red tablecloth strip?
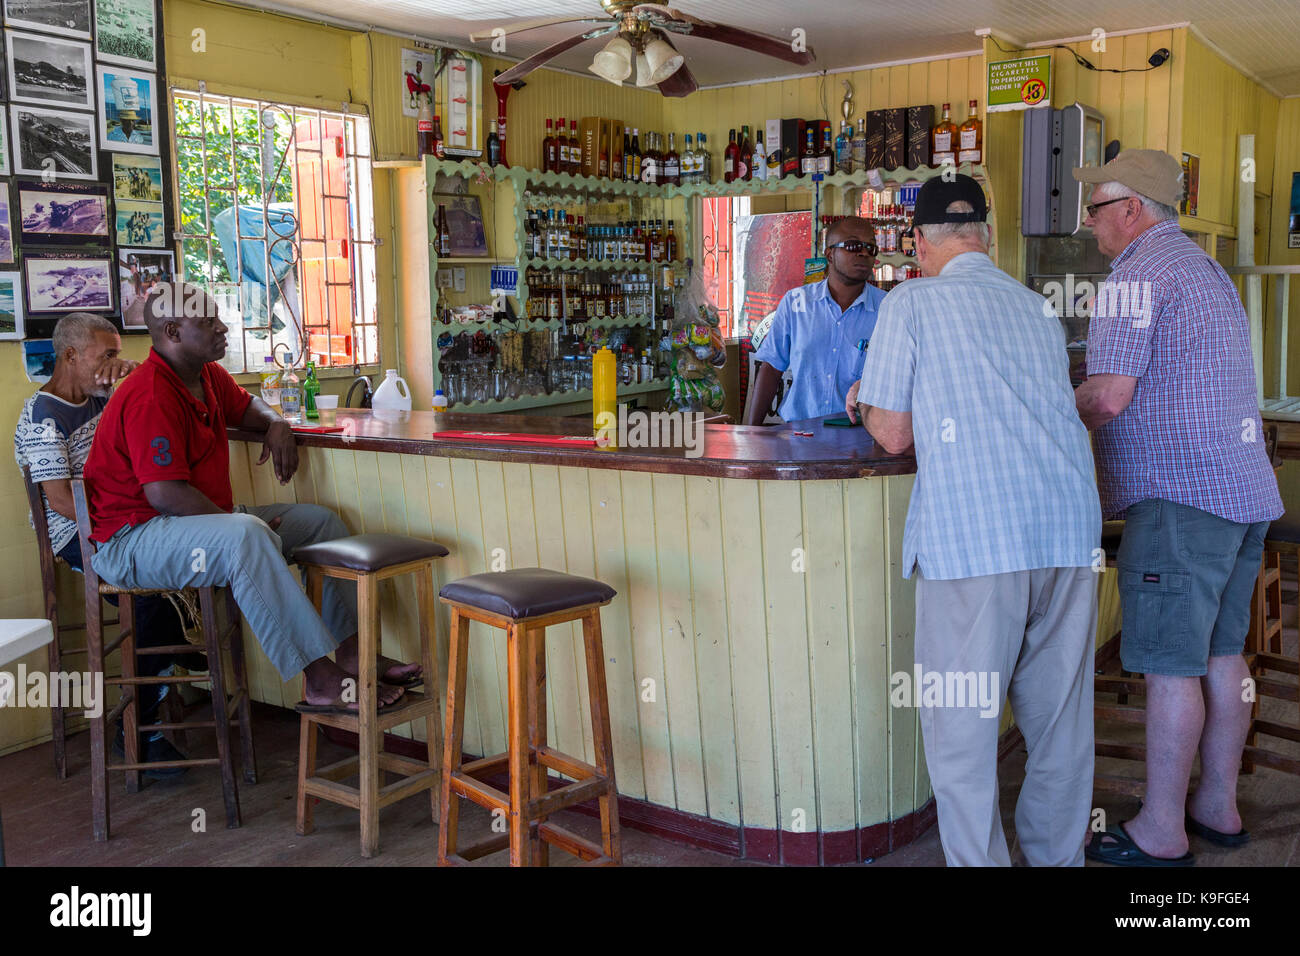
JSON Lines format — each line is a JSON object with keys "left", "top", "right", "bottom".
{"left": 291, "top": 424, "right": 346, "bottom": 433}
{"left": 432, "top": 430, "right": 598, "bottom": 447}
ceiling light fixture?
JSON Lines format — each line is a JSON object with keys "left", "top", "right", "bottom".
{"left": 588, "top": 34, "right": 633, "bottom": 84}
{"left": 641, "top": 35, "right": 683, "bottom": 84}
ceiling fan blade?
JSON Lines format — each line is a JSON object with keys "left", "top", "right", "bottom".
{"left": 653, "top": 35, "right": 698, "bottom": 97}
{"left": 490, "top": 26, "right": 618, "bottom": 86}
{"left": 634, "top": 4, "right": 816, "bottom": 65}
{"left": 468, "top": 16, "right": 611, "bottom": 43}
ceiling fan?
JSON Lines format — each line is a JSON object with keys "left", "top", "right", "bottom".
{"left": 469, "top": 1, "right": 816, "bottom": 98}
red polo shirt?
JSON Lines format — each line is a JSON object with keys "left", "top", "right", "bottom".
{"left": 85, "top": 349, "right": 253, "bottom": 542}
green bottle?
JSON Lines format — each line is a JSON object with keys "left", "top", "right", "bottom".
{"left": 303, "top": 361, "right": 320, "bottom": 420}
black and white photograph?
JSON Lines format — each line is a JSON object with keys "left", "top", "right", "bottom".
{"left": 97, "top": 64, "right": 157, "bottom": 154}
{"left": 6, "top": 31, "right": 94, "bottom": 109}
{"left": 23, "top": 252, "right": 114, "bottom": 313}
{"left": 2, "top": 0, "right": 92, "bottom": 41}
{"left": 94, "top": 0, "right": 155, "bottom": 70}
{"left": 111, "top": 152, "right": 162, "bottom": 201}
{"left": 0, "top": 270, "right": 23, "bottom": 339}
{"left": 118, "top": 248, "right": 172, "bottom": 328}
{"left": 0, "top": 106, "right": 9, "bottom": 176}
{"left": 0, "top": 187, "right": 13, "bottom": 263}
{"left": 114, "top": 198, "right": 163, "bottom": 246}
{"left": 10, "top": 104, "right": 97, "bottom": 179}
{"left": 18, "top": 180, "right": 109, "bottom": 244}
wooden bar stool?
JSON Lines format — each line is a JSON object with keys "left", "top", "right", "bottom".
{"left": 70, "top": 480, "right": 256, "bottom": 842}
{"left": 437, "top": 568, "right": 621, "bottom": 867}
{"left": 292, "top": 533, "right": 448, "bottom": 858}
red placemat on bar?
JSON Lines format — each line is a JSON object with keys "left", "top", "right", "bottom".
{"left": 433, "top": 430, "right": 598, "bottom": 447}
{"left": 291, "top": 424, "right": 347, "bottom": 433}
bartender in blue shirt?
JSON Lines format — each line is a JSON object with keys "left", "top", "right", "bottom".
{"left": 744, "top": 216, "right": 886, "bottom": 424}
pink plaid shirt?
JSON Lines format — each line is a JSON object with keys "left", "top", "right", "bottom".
{"left": 1086, "top": 219, "right": 1282, "bottom": 523}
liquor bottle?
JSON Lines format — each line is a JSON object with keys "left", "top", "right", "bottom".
{"left": 753, "top": 130, "right": 768, "bottom": 181}
{"left": 663, "top": 132, "right": 681, "bottom": 186}
{"left": 280, "top": 356, "right": 302, "bottom": 423}
{"left": 302, "top": 361, "right": 320, "bottom": 420}
{"left": 436, "top": 204, "right": 451, "bottom": 256}
{"left": 599, "top": 135, "right": 609, "bottom": 178}
{"left": 681, "top": 133, "right": 695, "bottom": 185}
{"left": 543, "top": 118, "right": 557, "bottom": 172}
{"left": 486, "top": 130, "right": 500, "bottom": 167}
{"left": 569, "top": 120, "right": 580, "bottom": 175}
{"left": 698, "top": 133, "right": 712, "bottom": 183}
{"left": 525, "top": 208, "right": 537, "bottom": 258}
{"left": 653, "top": 220, "right": 666, "bottom": 262}
{"left": 835, "top": 120, "right": 853, "bottom": 173}
{"left": 641, "top": 133, "right": 658, "bottom": 184}
{"left": 577, "top": 216, "right": 587, "bottom": 259}
{"left": 430, "top": 115, "right": 444, "bottom": 160}
{"left": 417, "top": 96, "right": 434, "bottom": 156}
{"left": 665, "top": 220, "right": 678, "bottom": 261}
{"left": 931, "top": 103, "right": 957, "bottom": 166}
{"left": 723, "top": 128, "right": 739, "bottom": 182}
{"left": 958, "top": 99, "right": 983, "bottom": 164}
{"left": 739, "top": 125, "right": 753, "bottom": 181}
{"left": 629, "top": 128, "right": 641, "bottom": 182}
{"left": 851, "top": 117, "right": 867, "bottom": 172}
{"left": 819, "top": 121, "right": 834, "bottom": 174}
{"left": 541, "top": 209, "right": 555, "bottom": 259}
{"left": 800, "top": 123, "right": 816, "bottom": 176}
{"left": 621, "top": 129, "right": 632, "bottom": 180}
{"left": 555, "top": 117, "right": 568, "bottom": 172}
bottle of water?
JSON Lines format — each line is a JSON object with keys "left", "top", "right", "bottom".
{"left": 280, "top": 351, "right": 303, "bottom": 423}
{"left": 259, "top": 355, "right": 281, "bottom": 411}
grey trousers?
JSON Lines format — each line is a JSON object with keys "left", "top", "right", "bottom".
{"left": 915, "top": 567, "right": 1097, "bottom": 867}
{"left": 91, "top": 503, "right": 358, "bottom": 680}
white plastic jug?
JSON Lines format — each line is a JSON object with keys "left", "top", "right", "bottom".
{"left": 371, "top": 369, "right": 412, "bottom": 417}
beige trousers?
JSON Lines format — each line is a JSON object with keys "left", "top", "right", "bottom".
{"left": 914, "top": 567, "right": 1097, "bottom": 866}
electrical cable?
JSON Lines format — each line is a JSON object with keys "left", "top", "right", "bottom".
{"left": 988, "top": 34, "right": 1171, "bottom": 73}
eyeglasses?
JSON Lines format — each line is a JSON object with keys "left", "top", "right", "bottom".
{"left": 1085, "top": 196, "right": 1134, "bottom": 218}
{"left": 826, "top": 239, "right": 878, "bottom": 257}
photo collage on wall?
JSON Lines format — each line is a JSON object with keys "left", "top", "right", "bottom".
{"left": 0, "top": 0, "right": 169, "bottom": 342}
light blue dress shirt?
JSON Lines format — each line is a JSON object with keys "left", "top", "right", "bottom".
{"left": 858, "top": 252, "right": 1100, "bottom": 580}
{"left": 753, "top": 278, "right": 887, "bottom": 421}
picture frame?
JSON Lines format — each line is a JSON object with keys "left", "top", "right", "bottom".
{"left": 23, "top": 251, "right": 114, "bottom": 314}
{"left": 431, "top": 192, "right": 488, "bottom": 257}
{"left": 18, "top": 180, "right": 110, "bottom": 244}
{"left": 114, "top": 198, "right": 163, "bottom": 246}
{"left": 96, "top": 64, "right": 157, "bottom": 153}
{"left": 23, "top": 339, "right": 55, "bottom": 383}
{"left": 117, "top": 247, "right": 173, "bottom": 329}
{"left": 110, "top": 152, "right": 162, "bottom": 201}
{"left": 6, "top": 30, "right": 94, "bottom": 109}
{"left": 0, "top": 184, "right": 12, "bottom": 264}
{"left": 94, "top": 0, "right": 156, "bottom": 70}
{"left": 3, "top": 0, "right": 92, "bottom": 41}
{"left": 10, "top": 104, "right": 97, "bottom": 179}
{"left": 0, "top": 106, "right": 9, "bottom": 176}
{"left": 0, "top": 270, "right": 24, "bottom": 339}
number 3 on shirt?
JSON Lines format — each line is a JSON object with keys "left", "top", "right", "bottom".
{"left": 151, "top": 436, "right": 172, "bottom": 467}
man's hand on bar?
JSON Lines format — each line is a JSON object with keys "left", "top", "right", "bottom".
{"left": 845, "top": 380, "right": 861, "bottom": 423}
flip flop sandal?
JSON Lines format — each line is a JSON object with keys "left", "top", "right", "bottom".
{"left": 1085, "top": 821, "right": 1195, "bottom": 867}
{"left": 1186, "top": 814, "right": 1250, "bottom": 847}
{"left": 377, "top": 659, "right": 424, "bottom": 689}
{"left": 295, "top": 694, "right": 405, "bottom": 716}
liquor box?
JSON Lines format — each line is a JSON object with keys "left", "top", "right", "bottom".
{"left": 766, "top": 119, "right": 781, "bottom": 172}
{"left": 882, "top": 108, "right": 906, "bottom": 171}
{"left": 906, "top": 105, "right": 933, "bottom": 169}
{"left": 864, "top": 110, "right": 886, "bottom": 170}
{"left": 781, "top": 118, "right": 806, "bottom": 177}
{"left": 580, "top": 116, "right": 602, "bottom": 178}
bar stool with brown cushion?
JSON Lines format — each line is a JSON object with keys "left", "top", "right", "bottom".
{"left": 437, "top": 568, "right": 621, "bottom": 866}
{"left": 291, "top": 533, "right": 449, "bottom": 858}
{"left": 70, "top": 480, "right": 256, "bottom": 842}
{"left": 1247, "top": 510, "right": 1300, "bottom": 775}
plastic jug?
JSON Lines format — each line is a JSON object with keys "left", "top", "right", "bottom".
{"left": 592, "top": 347, "right": 617, "bottom": 449}
{"left": 371, "top": 369, "right": 412, "bottom": 418}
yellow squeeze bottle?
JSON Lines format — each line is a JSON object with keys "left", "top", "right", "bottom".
{"left": 593, "top": 346, "right": 618, "bottom": 449}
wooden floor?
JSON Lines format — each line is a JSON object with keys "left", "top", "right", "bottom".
{"left": 3, "top": 659, "right": 1298, "bottom": 867}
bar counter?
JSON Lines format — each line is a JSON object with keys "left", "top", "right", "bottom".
{"left": 224, "top": 410, "right": 1116, "bottom": 864}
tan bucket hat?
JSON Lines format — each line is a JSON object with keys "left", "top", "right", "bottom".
{"left": 1072, "top": 149, "right": 1184, "bottom": 207}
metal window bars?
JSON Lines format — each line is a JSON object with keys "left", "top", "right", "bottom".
{"left": 171, "top": 87, "right": 378, "bottom": 375}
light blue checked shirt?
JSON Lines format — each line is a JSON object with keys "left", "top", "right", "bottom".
{"left": 753, "top": 278, "right": 887, "bottom": 421}
{"left": 858, "top": 252, "right": 1101, "bottom": 580}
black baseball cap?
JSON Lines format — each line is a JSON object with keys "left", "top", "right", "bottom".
{"left": 907, "top": 174, "right": 988, "bottom": 233}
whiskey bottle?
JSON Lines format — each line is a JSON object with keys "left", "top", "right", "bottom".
{"left": 800, "top": 123, "right": 816, "bottom": 176}
{"left": 556, "top": 117, "right": 569, "bottom": 172}
{"left": 931, "top": 103, "right": 957, "bottom": 166}
{"left": 819, "top": 121, "right": 834, "bottom": 174}
{"left": 568, "top": 120, "right": 580, "bottom": 175}
{"left": 958, "top": 99, "right": 983, "bottom": 164}
{"left": 665, "top": 220, "right": 678, "bottom": 261}
{"left": 663, "top": 132, "right": 681, "bottom": 186}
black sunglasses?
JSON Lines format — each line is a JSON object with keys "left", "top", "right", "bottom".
{"left": 1085, "top": 196, "right": 1134, "bottom": 218}
{"left": 827, "top": 239, "right": 878, "bottom": 257}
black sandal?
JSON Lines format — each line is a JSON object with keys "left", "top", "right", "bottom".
{"left": 1085, "top": 822, "right": 1195, "bottom": 867}
{"left": 1186, "top": 814, "right": 1249, "bottom": 847}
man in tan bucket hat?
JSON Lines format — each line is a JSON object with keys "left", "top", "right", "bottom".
{"left": 1073, "top": 150, "right": 1281, "bottom": 866}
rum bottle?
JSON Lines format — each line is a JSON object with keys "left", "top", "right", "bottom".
{"left": 543, "top": 117, "right": 557, "bottom": 172}
{"left": 931, "top": 103, "right": 957, "bottom": 166}
{"left": 958, "top": 99, "right": 983, "bottom": 164}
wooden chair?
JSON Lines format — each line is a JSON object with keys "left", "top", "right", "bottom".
{"left": 437, "top": 568, "right": 622, "bottom": 866}
{"left": 70, "top": 480, "right": 256, "bottom": 841}
{"left": 292, "top": 533, "right": 448, "bottom": 859}
{"left": 1092, "top": 519, "right": 1148, "bottom": 797}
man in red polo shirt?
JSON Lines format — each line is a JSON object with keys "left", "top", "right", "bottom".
{"left": 84, "top": 283, "right": 419, "bottom": 711}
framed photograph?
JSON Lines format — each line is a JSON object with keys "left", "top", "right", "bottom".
{"left": 6, "top": 31, "right": 94, "bottom": 109}
{"left": 431, "top": 192, "right": 488, "bottom": 257}
{"left": 97, "top": 65, "right": 157, "bottom": 154}
{"left": 94, "top": 0, "right": 155, "bottom": 70}
{"left": 11, "top": 105, "right": 97, "bottom": 179}
{"left": 24, "top": 252, "right": 114, "bottom": 314}
{"left": 23, "top": 339, "right": 55, "bottom": 383}
{"left": 0, "top": 106, "right": 9, "bottom": 176}
{"left": 114, "top": 198, "right": 163, "bottom": 246}
{"left": 111, "top": 152, "right": 162, "bottom": 201}
{"left": 18, "top": 180, "right": 109, "bottom": 244}
{"left": 0, "top": 271, "right": 24, "bottom": 339}
{"left": 3, "top": 0, "right": 92, "bottom": 40}
{"left": 118, "top": 247, "right": 173, "bottom": 328}
{"left": 0, "top": 186, "right": 12, "bottom": 264}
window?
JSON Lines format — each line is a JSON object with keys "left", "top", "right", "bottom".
{"left": 172, "top": 89, "right": 378, "bottom": 375}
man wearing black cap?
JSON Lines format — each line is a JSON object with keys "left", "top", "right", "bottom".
{"left": 854, "top": 174, "right": 1102, "bottom": 866}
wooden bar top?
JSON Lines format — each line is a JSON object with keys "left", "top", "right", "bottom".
{"left": 227, "top": 409, "right": 917, "bottom": 481}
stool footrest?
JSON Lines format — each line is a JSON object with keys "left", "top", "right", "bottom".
{"left": 109, "top": 758, "right": 220, "bottom": 772}
{"left": 537, "top": 821, "right": 605, "bottom": 862}
{"left": 536, "top": 745, "right": 598, "bottom": 781}
{"left": 529, "top": 775, "right": 612, "bottom": 821}
{"left": 449, "top": 769, "right": 509, "bottom": 812}
{"left": 1094, "top": 705, "right": 1146, "bottom": 724}
{"left": 1252, "top": 652, "right": 1299, "bottom": 676}
{"left": 298, "top": 691, "right": 440, "bottom": 733}
{"left": 1253, "top": 719, "right": 1300, "bottom": 744}
{"left": 445, "top": 833, "right": 511, "bottom": 864}
{"left": 1093, "top": 773, "right": 1146, "bottom": 797}
{"left": 1242, "top": 744, "right": 1300, "bottom": 776}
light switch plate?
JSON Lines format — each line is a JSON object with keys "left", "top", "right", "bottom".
{"left": 436, "top": 268, "right": 452, "bottom": 289}
{"left": 453, "top": 267, "right": 466, "bottom": 292}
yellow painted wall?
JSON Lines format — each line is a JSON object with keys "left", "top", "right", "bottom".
{"left": 1271, "top": 98, "right": 1300, "bottom": 394}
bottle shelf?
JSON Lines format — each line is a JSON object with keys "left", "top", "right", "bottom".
{"left": 446, "top": 378, "right": 668, "bottom": 414}
{"left": 524, "top": 257, "right": 677, "bottom": 273}
{"left": 430, "top": 256, "right": 513, "bottom": 265}
{"left": 436, "top": 313, "right": 655, "bottom": 333}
